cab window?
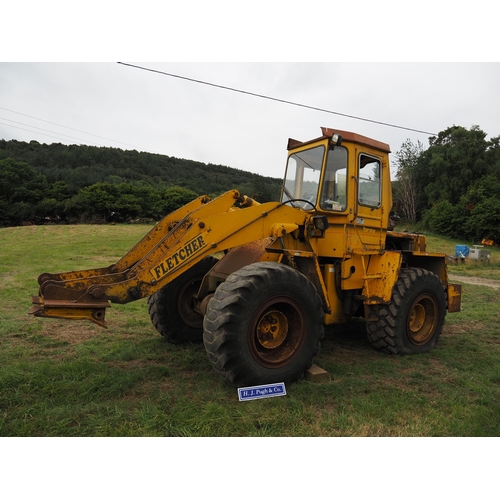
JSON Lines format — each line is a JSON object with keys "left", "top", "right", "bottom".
{"left": 358, "top": 154, "right": 381, "bottom": 207}
{"left": 282, "top": 145, "right": 324, "bottom": 208}
{"left": 320, "top": 146, "right": 348, "bottom": 211}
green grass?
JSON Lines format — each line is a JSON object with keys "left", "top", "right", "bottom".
{"left": 1, "top": 224, "right": 500, "bottom": 436}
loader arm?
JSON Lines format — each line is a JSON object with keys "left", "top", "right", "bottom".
{"left": 30, "top": 190, "right": 308, "bottom": 327}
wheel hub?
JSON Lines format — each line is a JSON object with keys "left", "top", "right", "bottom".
{"left": 408, "top": 295, "right": 438, "bottom": 345}
{"left": 409, "top": 304, "right": 425, "bottom": 332}
{"left": 256, "top": 310, "right": 288, "bottom": 349}
{"left": 177, "top": 279, "right": 203, "bottom": 328}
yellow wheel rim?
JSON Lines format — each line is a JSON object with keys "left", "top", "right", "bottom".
{"left": 256, "top": 310, "right": 288, "bottom": 349}
{"left": 408, "top": 294, "right": 438, "bottom": 345}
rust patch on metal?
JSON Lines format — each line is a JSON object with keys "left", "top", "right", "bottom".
{"left": 209, "top": 238, "right": 273, "bottom": 280}
{"left": 447, "top": 284, "right": 462, "bottom": 313}
{"left": 321, "top": 127, "right": 391, "bottom": 153}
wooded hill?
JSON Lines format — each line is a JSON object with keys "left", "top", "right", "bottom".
{"left": 3, "top": 124, "right": 500, "bottom": 243}
{"left": 0, "top": 139, "right": 283, "bottom": 226}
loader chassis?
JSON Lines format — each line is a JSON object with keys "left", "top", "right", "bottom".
{"left": 30, "top": 127, "right": 461, "bottom": 387}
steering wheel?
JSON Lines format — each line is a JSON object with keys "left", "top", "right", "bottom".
{"left": 282, "top": 198, "right": 316, "bottom": 210}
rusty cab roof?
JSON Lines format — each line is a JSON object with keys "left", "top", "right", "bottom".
{"left": 287, "top": 127, "right": 391, "bottom": 154}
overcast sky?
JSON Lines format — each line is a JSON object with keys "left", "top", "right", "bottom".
{"left": 2, "top": 62, "right": 499, "bottom": 180}
{"left": 2, "top": 2, "right": 499, "bottom": 183}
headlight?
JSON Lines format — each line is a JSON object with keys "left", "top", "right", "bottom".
{"left": 331, "top": 134, "right": 343, "bottom": 147}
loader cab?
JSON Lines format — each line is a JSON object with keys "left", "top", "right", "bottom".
{"left": 282, "top": 128, "right": 388, "bottom": 208}
{"left": 281, "top": 127, "right": 391, "bottom": 253}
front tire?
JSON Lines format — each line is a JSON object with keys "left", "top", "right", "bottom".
{"left": 203, "top": 262, "right": 325, "bottom": 387}
{"left": 366, "top": 267, "right": 446, "bottom": 354}
{"left": 148, "top": 256, "right": 217, "bottom": 343}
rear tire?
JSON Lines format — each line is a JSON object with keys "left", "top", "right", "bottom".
{"left": 203, "top": 262, "right": 324, "bottom": 387}
{"left": 366, "top": 267, "right": 446, "bottom": 354}
{"left": 148, "top": 257, "right": 217, "bottom": 343}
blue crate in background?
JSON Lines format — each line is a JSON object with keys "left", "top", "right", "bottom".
{"left": 455, "top": 245, "right": 470, "bottom": 258}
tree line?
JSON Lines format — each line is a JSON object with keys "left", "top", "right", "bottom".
{"left": 2, "top": 126, "right": 499, "bottom": 243}
{"left": 0, "top": 140, "right": 282, "bottom": 226}
{"left": 393, "top": 125, "right": 500, "bottom": 243}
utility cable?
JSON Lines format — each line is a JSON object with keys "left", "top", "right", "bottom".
{"left": 0, "top": 106, "right": 137, "bottom": 148}
{"left": 117, "top": 62, "right": 438, "bottom": 136}
{"left": 0, "top": 117, "right": 106, "bottom": 146}
{"left": 0, "top": 120, "right": 87, "bottom": 145}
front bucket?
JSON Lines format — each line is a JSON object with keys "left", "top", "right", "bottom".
{"left": 30, "top": 295, "right": 110, "bottom": 328}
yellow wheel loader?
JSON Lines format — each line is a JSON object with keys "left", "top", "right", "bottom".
{"left": 30, "top": 127, "right": 462, "bottom": 387}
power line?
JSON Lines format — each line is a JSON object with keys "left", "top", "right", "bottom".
{"left": 0, "top": 106, "right": 138, "bottom": 149}
{"left": 0, "top": 120, "right": 87, "bottom": 145}
{"left": 117, "top": 62, "right": 438, "bottom": 136}
{"left": 0, "top": 116, "right": 107, "bottom": 146}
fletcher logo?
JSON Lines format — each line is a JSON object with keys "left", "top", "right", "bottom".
{"left": 150, "top": 235, "right": 206, "bottom": 280}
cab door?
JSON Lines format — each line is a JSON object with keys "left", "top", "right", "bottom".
{"left": 354, "top": 151, "right": 384, "bottom": 249}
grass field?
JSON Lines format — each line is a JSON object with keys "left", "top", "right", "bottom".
{"left": 1, "top": 224, "right": 500, "bottom": 437}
